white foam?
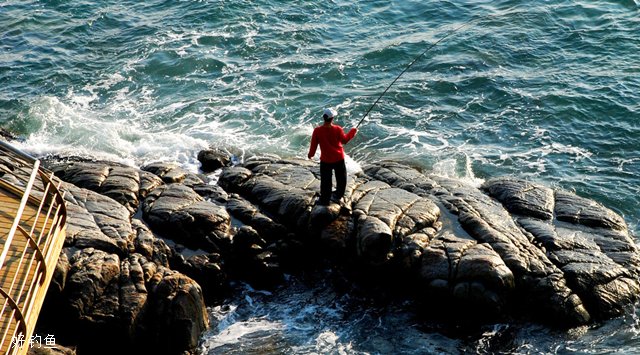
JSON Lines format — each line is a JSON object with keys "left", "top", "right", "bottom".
{"left": 202, "top": 318, "right": 284, "bottom": 350}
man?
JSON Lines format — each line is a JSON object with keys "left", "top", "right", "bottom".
{"left": 308, "top": 108, "right": 357, "bottom": 205}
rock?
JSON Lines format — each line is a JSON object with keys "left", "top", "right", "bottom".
{"left": 142, "top": 162, "right": 204, "bottom": 187}
{"left": 483, "top": 177, "right": 555, "bottom": 220}
{"left": 141, "top": 267, "right": 209, "bottom": 353}
{"left": 226, "top": 194, "right": 288, "bottom": 241}
{"left": 352, "top": 183, "right": 440, "bottom": 266}
{"left": 197, "top": 148, "right": 232, "bottom": 173}
{"left": 61, "top": 248, "right": 208, "bottom": 353}
{"left": 61, "top": 182, "right": 134, "bottom": 257}
{"left": 554, "top": 190, "right": 628, "bottom": 231}
{"left": 49, "top": 160, "right": 163, "bottom": 216}
{"left": 319, "top": 215, "right": 355, "bottom": 259}
{"left": 229, "top": 226, "right": 284, "bottom": 287}
{"left": 484, "top": 177, "right": 640, "bottom": 319}
{"left": 27, "top": 344, "right": 77, "bottom": 355}
{"left": 419, "top": 233, "right": 514, "bottom": 313}
{"left": 364, "top": 162, "right": 640, "bottom": 325}
{"left": 170, "top": 252, "right": 227, "bottom": 302}
{"left": 142, "top": 184, "right": 231, "bottom": 252}
{"left": 193, "top": 183, "right": 229, "bottom": 204}
{"left": 43, "top": 150, "right": 640, "bottom": 333}
{"left": 131, "top": 219, "right": 172, "bottom": 268}
{"left": 218, "top": 166, "right": 253, "bottom": 194}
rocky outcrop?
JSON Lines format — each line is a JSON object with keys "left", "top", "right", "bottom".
{"left": 50, "top": 160, "right": 163, "bottom": 216}
{"left": 197, "top": 148, "right": 232, "bottom": 173}
{"left": 218, "top": 156, "right": 639, "bottom": 325}
{"left": 365, "top": 162, "right": 639, "bottom": 324}
{"left": 39, "top": 171, "right": 209, "bottom": 354}
{"left": 484, "top": 177, "right": 640, "bottom": 320}
{"left": 141, "top": 183, "right": 232, "bottom": 252}
{"left": 44, "top": 152, "right": 640, "bottom": 341}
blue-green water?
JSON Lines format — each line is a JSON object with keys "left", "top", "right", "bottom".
{"left": 2, "top": 1, "right": 639, "bottom": 353}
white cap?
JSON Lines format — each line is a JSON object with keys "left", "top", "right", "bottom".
{"left": 323, "top": 108, "right": 337, "bottom": 118}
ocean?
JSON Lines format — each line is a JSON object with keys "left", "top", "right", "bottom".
{"left": 2, "top": 0, "right": 639, "bottom": 353}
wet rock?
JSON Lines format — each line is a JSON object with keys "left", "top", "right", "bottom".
{"left": 364, "top": 162, "right": 640, "bottom": 324}
{"left": 554, "top": 190, "right": 628, "bottom": 231}
{"left": 218, "top": 166, "right": 253, "bottom": 194}
{"left": 229, "top": 226, "right": 284, "bottom": 287}
{"left": 483, "top": 177, "right": 555, "bottom": 220}
{"left": 142, "top": 162, "right": 204, "bottom": 187}
{"left": 62, "top": 182, "right": 134, "bottom": 257}
{"left": 484, "top": 177, "right": 640, "bottom": 319}
{"left": 197, "top": 148, "right": 232, "bottom": 173}
{"left": 49, "top": 160, "right": 163, "bottom": 216}
{"left": 518, "top": 217, "right": 639, "bottom": 319}
{"left": 142, "top": 183, "right": 231, "bottom": 252}
{"left": 352, "top": 183, "right": 440, "bottom": 266}
{"left": 62, "top": 248, "right": 208, "bottom": 353}
{"left": 44, "top": 151, "right": 640, "bottom": 333}
{"left": 193, "top": 183, "right": 229, "bottom": 204}
{"left": 219, "top": 159, "right": 316, "bottom": 232}
{"left": 226, "top": 194, "right": 288, "bottom": 241}
{"left": 27, "top": 344, "right": 77, "bottom": 355}
{"left": 131, "top": 219, "right": 172, "bottom": 268}
{"left": 170, "top": 252, "right": 227, "bottom": 302}
{"left": 419, "top": 233, "right": 514, "bottom": 312}
{"left": 141, "top": 267, "right": 209, "bottom": 353}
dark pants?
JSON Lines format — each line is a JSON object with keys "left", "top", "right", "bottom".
{"left": 319, "top": 160, "right": 346, "bottom": 205}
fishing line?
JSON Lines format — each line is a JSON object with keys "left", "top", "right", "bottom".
{"left": 355, "top": 15, "right": 490, "bottom": 129}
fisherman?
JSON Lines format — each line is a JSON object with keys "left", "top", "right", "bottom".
{"left": 308, "top": 108, "right": 357, "bottom": 206}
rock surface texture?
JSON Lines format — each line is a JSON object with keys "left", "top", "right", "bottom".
{"left": 42, "top": 153, "right": 640, "bottom": 352}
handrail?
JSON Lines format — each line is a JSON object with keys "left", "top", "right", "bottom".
{"left": 0, "top": 141, "right": 67, "bottom": 354}
{"left": 0, "top": 160, "right": 40, "bottom": 269}
{"left": 0, "top": 141, "right": 37, "bottom": 166}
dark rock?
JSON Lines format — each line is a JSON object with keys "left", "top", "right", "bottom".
{"left": 555, "top": 190, "right": 628, "bottom": 231}
{"left": 483, "top": 177, "right": 555, "bottom": 220}
{"left": 226, "top": 194, "right": 288, "bottom": 241}
{"left": 197, "top": 148, "right": 232, "bottom": 173}
{"left": 142, "top": 184, "right": 231, "bottom": 252}
{"left": 169, "top": 252, "right": 227, "bottom": 303}
{"left": 218, "top": 166, "right": 253, "bottom": 194}
{"left": 42, "top": 151, "right": 640, "bottom": 336}
{"left": 61, "top": 182, "right": 134, "bottom": 257}
{"left": 142, "top": 162, "right": 204, "bottom": 186}
{"left": 131, "top": 218, "right": 172, "bottom": 268}
{"left": 418, "top": 233, "right": 514, "bottom": 313}
{"left": 49, "top": 160, "right": 163, "bottom": 216}
{"left": 352, "top": 183, "right": 440, "bottom": 266}
{"left": 139, "top": 264, "right": 209, "bottom": 353}
{"left": 229, "top": 226, "right": 284, "bottom": 287}
{"left": 62, "top": 248, "right": 208, "bottom": 353}
{"left": 518, "top": 217, "right": 640, "bottom": 319}
{"left": 364, "top": 162, "right": 637, "bottom": 325}
{"left": 27, "top": 344, "right": 77, "bottom": 355}
{"left": 193, "top": 183, "right": 229, "bottom": 204}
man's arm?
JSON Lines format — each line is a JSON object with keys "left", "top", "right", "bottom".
{"left": 340, "top": 127, "right": 357, "bottom": 144}
{"left": 308, "top": 129, "right": 318, "bottom": 159}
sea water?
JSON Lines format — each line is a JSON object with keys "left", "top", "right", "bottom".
{"left": 2, "top": 1, "right": 639, "bottom": 353}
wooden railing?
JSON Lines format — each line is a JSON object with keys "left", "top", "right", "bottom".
{"left": 0, "top": 141, "right": 67, "bottom": 354}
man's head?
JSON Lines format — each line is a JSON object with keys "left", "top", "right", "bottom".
{"left": 323, "top": 108, "right": 337, "bottom": 122}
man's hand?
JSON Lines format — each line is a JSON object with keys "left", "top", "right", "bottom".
{"left": 307, "top": 154, "right": 313, "bottom": 159}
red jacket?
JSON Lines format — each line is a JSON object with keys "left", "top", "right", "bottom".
{"left": 308, "top": 124, "right": 357, "bottom": 163}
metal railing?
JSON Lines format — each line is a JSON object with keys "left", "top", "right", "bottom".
{"left": 0, "top": 141, "right": 67, "bottom": 354}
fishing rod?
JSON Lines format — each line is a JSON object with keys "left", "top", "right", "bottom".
{"left": 355, "top": 16, "right": 483, "bottom": 129}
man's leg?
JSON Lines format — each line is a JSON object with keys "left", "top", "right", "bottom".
{"left": 334, "top": 159, "right": 347, "bottom": 200}
{"left": 319, "top": 161, "right": 332, "bottom": 205}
